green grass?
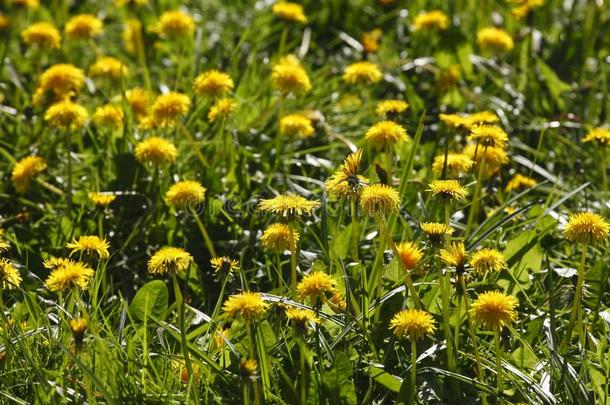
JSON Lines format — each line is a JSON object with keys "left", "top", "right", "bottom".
{"left": 0, "top": 0, "right": 609, "bottom": 403}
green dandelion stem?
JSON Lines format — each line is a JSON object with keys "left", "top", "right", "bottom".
{"left": 178, "top": 122, "right": 209, "bottom": 168}
{"left": 290, "top": 225, "right": 298, "bottom": 297}
{"left": 494, "top": 327, "right": 503, "bottom": 397}
{"left": 409, "top": 339, "right": 417, "bottom": 405}
{"left": 350, "top": 199, "right": 359, "bottom": 262}
{"left": 465, "top": 144, "right": 487, "bottom": 239}
{"left": 436, "top": 255, "right": 456, "bottom": 378}
{"left": 171, "top": 273, "right": 195, "bottom": 396}
{"left": 560, "top": 242, "right": 588, "bottom": 353}
{"left": 190, "top": 207, "right": 217, "bottom": 257}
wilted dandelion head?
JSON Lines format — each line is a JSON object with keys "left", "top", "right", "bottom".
{"left": 92, "top": 104, "right": 123, "bottom": 130}
{"left": 260, "top": 223, "right": 299, "bottom": 252}
{"left": 279, "top": 114, "right": 315, "bottom": 138}
{"left": 70, "top": 318, "right": 88, "bottom": 347}
{"left": 362, "top": 28, "right": 382, "bottom": 53}
{"left": 65, "top": 14, "right": 103, "bottom": 40}
{"left": 89, "top": 56, "right": 128, "bottom": 80}
{"left": 223, "top": 292, "right": 268, "bottom": 321}
{"left": 439, "top": 242, "right": 468, "bottom": 273}
{"left": 296, "top": 272, "right": 337, "bottom": 301}
{"left": 0, "top": 16, "right": 9, "bottom": 31}
{"left": 413, "top": 10, "right": 449, "bottom": 31}
{"left": 477, "top": 27, "right": 514, "bottom": 52}
{"left": 432, "top": 153, "right": 474, "bottom": 176}
{"left": 470, "top": 248, "right": 507, "bottom": 275}
{"left": 208, "top": 98, "right": 236, "bottom": 123}
{"left": 420, "top": 222, "right": 454, "bottom": 245}
{"left": 147, "top": 247, "right": 193, "bottom": 275}
{"left": 165, "top": 180, "right": 206, "bottom": 210}
{"left": 359, "top": 184, "right": 400, "bottom": 216}
{"left": 240, "top": 358, "right": 258, "bottom": 379}
{"left": 505, "top": 173, "right": 537, "bottom": 192}
{"left": 390, "top": 309, "right": 436, "bottom": 341}
{"left": 272, "top": 2, "right": 308, "bottom": 24}
{"left": 45, "top": 261, "right": 94, "bottom": 292}
{"left": 35, "top": 63, "right": 85, "bottom": 102}
{"left": 343, "top": 61, "right": 382, "bottom": 85}
{"left": 0, "top": 259, "right": 21, "bottom": 290}
{"left": 135, "top": 136, "right": 178, "bottom": 166}
{"left": 158, "top": 10, "right": 194, "bottom": 38}
{"left": 210, "top": 256, "right": 240, "bottom": 274}
{"left": 11, "top": 156, "right": 46, "bottom": 193}
{"left": 21, "top": 22, "right": 61, "bottom": 49}
{"left": 563, "top": 211, "right": 610, "bottom": 244}
{"left": 365, "top": 121, "right": 408, "bottom": 149}
{"left": 67, "top": 235, "right": 110, "bottom": 260}
{"left": 428, "top": 180, "right": 469, "bottom": 202}
{"left": 271, "top": 55, "right": 312, "bottom": 94}
{"left": 285, "top": 307, "right": 320, "bottom": 333}
{"left": 375, "top": 100, "right": 409, "bottom": 118}
{"left": 193, "top": 70, "right": 234, "bottom": 97}
{"left": 581, "top": 127, "right": 610, "bottom": 146}
{"left": 0, "top": 230, "right": 8, "bottom": 253}
{"left": 396, "top": 241, "right": 423, "bottom": 270}
{"left": 258, "top": 194, "right": 319, "bottom": 219}
{"left": 467, "top": 125, "right": 509, "bottom": 148}
{"left": 88, "top": 192, "right": 116, "bottom": 207}
{"left": 470, "top": 290, "right": 518, "bottom": 331}
{"left": 44, "top": 100, "right": 88, "bottom": 130}
{"left": 150, "top": 92, "right": 191, "bottom": 128}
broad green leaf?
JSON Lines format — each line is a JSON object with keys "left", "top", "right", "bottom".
{"left": 129, "top": 280, "right": 169, "bottom": 322}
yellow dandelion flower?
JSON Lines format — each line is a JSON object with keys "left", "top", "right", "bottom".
{"left": 158, "top": 10, "right": 195, "bottom": 39}
{"left": 413, "top": 10, "right": 449, "bottom": 31}
{"left": 88, "top": 192, "right": 116, "bottom": 207}
{"left": 0, "top": 259, "right": 21, "bottom": 290}
{"left": 123, "top": 19, "right": 142, "bottom": 55}
{"left": 296, "top": 272, "right": 337, "bottom": 301}
{"left": 328, "top": 291, "right": 347, "bottom": 313}
{"left": 89, "top": 56, "right": 128, "bottom": 80}
{"left": 258, "top": 194, "right": 319, "bottom": 218}
{"left": 45, "top": 261, "right": 94, "bottom": 292}
{"left": 135, "top": 137, "right": 178, "bottom": 166}
{"left": 210, "top": 256, "right": 240, "bottom": 274}
{"left": 214, "top": 327, "right": 230, "bottom": 349}
{"left": 470, "top": 248, "right": 508, "bottom": 275}
{"left": 43, "top": 257, "right": 74, "bottom": 271}
{"left": 505, "top": 173, "right": 537, "bottom": 192}
{"left": 125, "top": 88, "right": 153, "bottom": 119}
{"left": 241, "top": 358, "right": 258, "bottom": 378}
{"left": 468, "top": 125, "right": 509, "bottom": 148}
{"left": 389, "top": 309, "right": 436, "bottom": 341}
{"left": 165, "top": 180, "right": 206, "bottom": 210}
{"left": 563, "top": 211, "right": 610, "bottom": 244}
{"left": 272, "top": 2, "right": 308, "bottom": 24}
{"left": 375, "top": 100, "right": 409, "bottom": 118}
{"left": 477, "top": 27, "right": 514, "bottom": 52}
{"left": 11, "top": 156, "right": 46, "bottom": 193}
{"left": 271, "top": 55, "right": 312, "bottom": 94}
{"left": 21, "top": 22, "right": 61, "bottom": 49}
{"left": 421, "top": 222, "right": 454, "bottom": 244}
{"left": 432, "top": 153, "right": 474, "bottom": 176}
{"left": 261, "top": 223, "right": 299, "bottom": 252}
{"left": 0, "top": 229, "right": 8, "bottom": 253}
{"left": 223, "top": 292, "right": 268, "bottom": 321}
{"left": 208, "top": 98, "right": 236, "bottom": 123}
{"left": 325, "top": 171, "right": 368, "bottom": 200}
{"left": 439, "top": 111, "right": 499, "bottom": 129}
{"left": 511, "top": 0, "right": 544, "bottom": 19}
{"left": 359, "top": 184, "right": 400, "bottom": 216}
{"left": 0, "top": 16, "right": 9, "bottom": 32}
{"left": 66, "top": 235, "right": 110, "bottom": 260}
{"left": 114, "top": 0, "right": 149, "bottom": 6}
{"left": 35, "top": 64, "right": 85, "bottom": 103}
{"left": 343, "top": 61, "right": 382, "bottom": 85}
{"left": 396, "top": 241, "right": 423, "bottom": 270}
{"left": 428, "top": 179, "right": 469, "bottom": 202}
{"left": 44, "top": 100, "right": 88, "bottom": 130}
{"left": 439, "top": 241, "right": 468, "bottom": 273}
{"left": 92, "top": 104, "right": 124, "bottom": 130}
{"left": 285, "top": 307, "right": 320, "bottom": 332}
{"left": 463, "top": 143, "right": 509, "bottom": 178}
{"left": 150, "top": 92, "right": 191, "bottom": 127}
{"left": 193, "top": 70, "right": 234, "bottom": 97}
{"left": 65, "top": 14, "right": 103, "bottom": 40}
{"left": 365, "top": 121, "right": 409, "bottom": 149}
{"left": 470, "top": 290, "right": 518, "bottom": 331}
{"left": 147, "top": 246, "right": 193, "bottom": 275}
{"left": 362, "top": 28, "right": 382, "bottom": 54}
{"left": 12, "top": 0, "right": 39, "bottom": 8}
{"left": 582, "top": 127, "right": 610, "bottom": 146}
{"left": 279, "top": 114, "right": 315, "bottom": 138}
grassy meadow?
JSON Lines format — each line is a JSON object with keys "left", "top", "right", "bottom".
{"left": 0, "top": 0, "right": 609, "bottom": 403}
